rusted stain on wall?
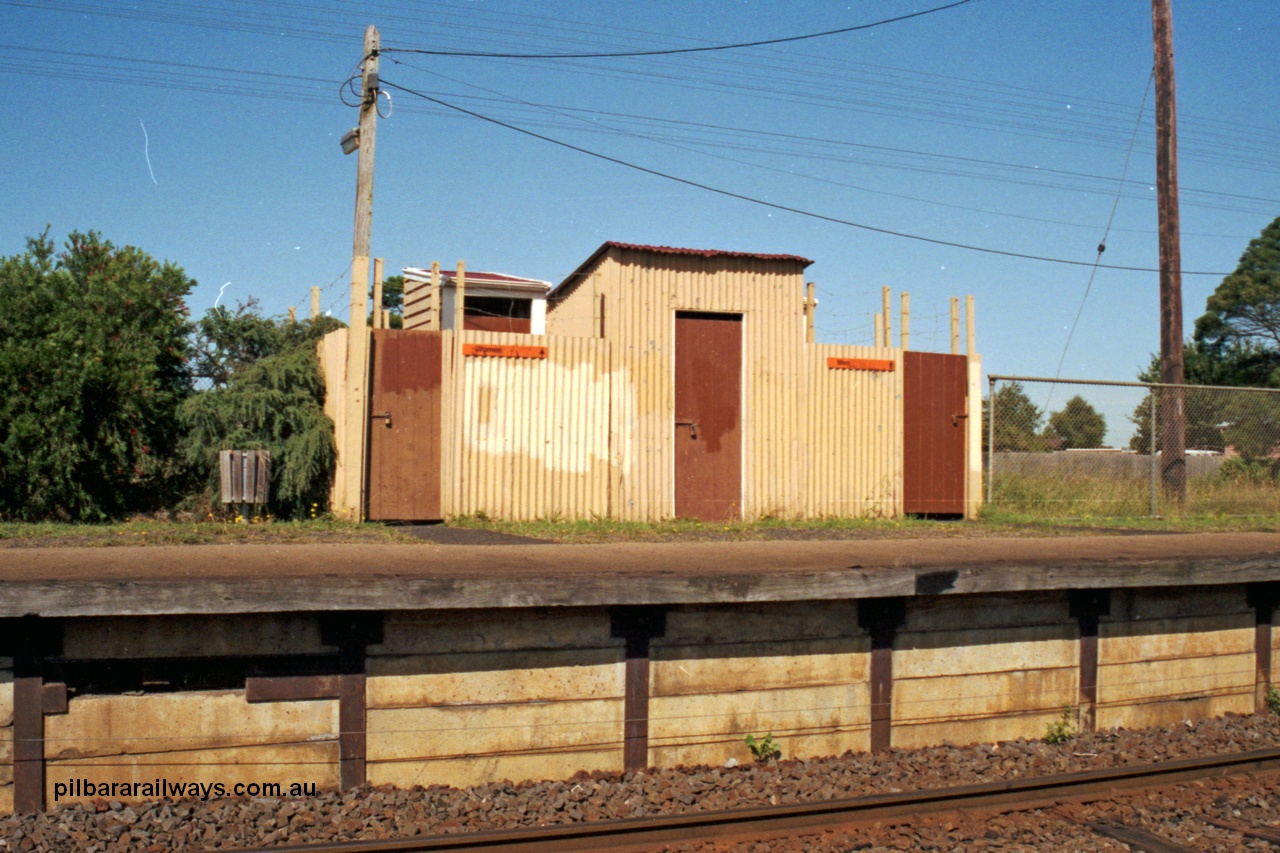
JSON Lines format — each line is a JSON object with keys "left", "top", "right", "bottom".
{"left": 445, "top": 330, "right": 627, "bottom": 520}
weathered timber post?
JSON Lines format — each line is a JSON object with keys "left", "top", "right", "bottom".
{"left": 858, "top": 598, "right": 906, "bottom": 753}
{"left": 900, "top": 291, "right": 910, "bottom": 350}
{"left": 1152, "top": 0, "right": 1187, "bottom": 502}
{"left": 371, "top": 258, "right": 384, "bottom": 330}
{"left": 804, "top": 281, "right": 816, "bottom": 344}
{"left": 320, "top": 613, "right": 383, "bottom": 790}
{"left": 5, "top": 617, "right": 66, "bottom": 813}
{"left": 882, "top": 286, "right": 892, "bottom": 348}
{"left": 965, "top": 295, "right": 975, "bottom": 357}
{"left": 338, "top": 24, "right": 380, "bottom": 521}
{"left": 1249, "top": 583, "right": 1280, "bottom": 713}
{"left": 611, "top": 607, "right": 667, "bottom": 772}
{"left": 453, "top": 261, "right": 466, "bottom": 333}
{"left": 950, "top": 297, "right": 960, "bottom": 355}
{"left": 1070, "top": 590, "right": 1110, "bottom": 733}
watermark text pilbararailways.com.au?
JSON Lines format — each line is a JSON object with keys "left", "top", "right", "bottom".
{"left": 53, "top": 778, "right": 317, "bottom": 803}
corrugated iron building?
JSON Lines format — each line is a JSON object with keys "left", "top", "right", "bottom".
{"left": 323, "top": 241, "right": 981, "bottom": 522}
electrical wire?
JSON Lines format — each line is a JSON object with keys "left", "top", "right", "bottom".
{"left": 383, "top": 58, "right": 1266, "bottom": 237}
{"left": 380, "top": 78, "right": 1234, "bottom": 277}
{"left": 5, "top": 2, "right": 1276, "bottom": 177}
{"left": 1044, "top": 70, "right": 1156, "bottom": 414}
{"left": 380, "top": 0, "right": 978, "bottom": 59}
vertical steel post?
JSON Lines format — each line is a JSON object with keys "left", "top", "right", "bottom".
{"left": 987, "top": 376, "right": 997, "bottom": 505}
{"left": 1150, "top": 386, "right": 1160, "bottom": 517}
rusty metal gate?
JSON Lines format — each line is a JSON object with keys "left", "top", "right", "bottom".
{"left": 903, "top": 351, "right": 967, "bottom": 515}
{"left": 674, "top": 312, "right": 743, "bottom": 521}
{"left": 367, "top": 329, "right": 443, "bottom": 521}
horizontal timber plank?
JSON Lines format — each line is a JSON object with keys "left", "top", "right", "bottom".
{"left": 1, "top": 534, "right": 1279, "bottom": 617}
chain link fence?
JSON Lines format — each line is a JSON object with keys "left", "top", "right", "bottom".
{"left": 986, "top": 375, "right": 1280, "bottom": 518}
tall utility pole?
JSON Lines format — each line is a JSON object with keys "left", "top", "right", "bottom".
{"left": 338, "top": 25, "right": 380, "bottom": 521}
{"left": 1152, "top": 0, "right": 1186, "bottom": 502}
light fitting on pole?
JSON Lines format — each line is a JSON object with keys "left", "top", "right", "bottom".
{"left": 340, "top": 128, "right": 360, "bottom": 155}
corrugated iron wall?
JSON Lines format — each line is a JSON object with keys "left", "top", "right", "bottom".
{"left": 805, "top": 345, "right": 904, "bottom": 518}
{"left": 590, "top": 250, "right": 809, "bottom": 521}
{"left": 443, "top": 330, "right": 614, "bottom": 520}
{"left": 328, "top": 254, "right": 977, "bottom": 522}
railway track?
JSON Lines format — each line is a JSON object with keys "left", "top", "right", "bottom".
{"left": 227, "top": 747, "right": 1280, "bottom": 852}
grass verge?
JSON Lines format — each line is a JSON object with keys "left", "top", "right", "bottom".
{"left": 0, "top": 518, "right": 417, "bottom": 548}
{"left": 3, "top": 509, "right": 1279, "bottom": 548}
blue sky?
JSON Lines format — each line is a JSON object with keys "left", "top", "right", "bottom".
{"left": 2, "top": 1, "right": 1278, "bottom": 443}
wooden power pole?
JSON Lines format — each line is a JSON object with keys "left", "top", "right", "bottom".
{"left": 337, "top": 25, "right": 380, "bottom": 521}
{"left": 1152, "top": 0, "right": 1186, "bottom": 502}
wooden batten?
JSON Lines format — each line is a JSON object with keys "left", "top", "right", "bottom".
{"left": 371, "top": 258, "right": 384, "bottom": 330}
{"left": 882, "top": 286, "right": 892, "bottom": 346}
{"left": 950, "top": 297, "right": 960, "bottom": 355}
{"left": 453, "top": 261, "right": 466, "bottom": 334}
{"left": 804, "top": 281, "right": 816, "bottom": 344}
{"left": 900, "top": 291, "right": 910, "bottom": 351}
{"left": 965, "top": 294, "right": 975, "bottom": 356}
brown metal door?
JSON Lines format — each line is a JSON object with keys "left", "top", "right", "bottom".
{"left": 903, "top": 351, "right": 968, "bottom": 515}
{"left": 367, "top": 329, "right": 443, "bottom": 521}
{"left": 675, "top": 312, "right": 743, "bottom": 521}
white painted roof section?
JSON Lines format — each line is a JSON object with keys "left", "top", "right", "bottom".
{"left": 403, "top": 267, "right": 551, "bottom": 295}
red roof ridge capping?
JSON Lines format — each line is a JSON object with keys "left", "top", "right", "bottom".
{"left": 604, "top": 241, "right": 814, "bottom": 266}
{"left": 442, "top": 270, "right": 550, "bottom": 285}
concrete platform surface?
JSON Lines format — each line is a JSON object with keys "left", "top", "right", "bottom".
{"left": 1, "top": 532, "right": 1279, "bottom": 617}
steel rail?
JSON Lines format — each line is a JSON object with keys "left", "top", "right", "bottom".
{"left": 226, "top": 747, "right": 1280, "bottom": 853}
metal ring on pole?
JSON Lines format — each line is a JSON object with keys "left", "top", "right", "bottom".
{"left": 376, "top": 88, "right": 393, "bottom": 119}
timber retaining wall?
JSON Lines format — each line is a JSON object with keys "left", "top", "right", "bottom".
{"left": 3, "top": 585, "right": 1278, "bottom": 813}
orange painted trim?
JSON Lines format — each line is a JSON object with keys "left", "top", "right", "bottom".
{"left": 462, "top": 343, "right": 548, "bottom": 359}
{"left": 827, "top": 357, "right": 895, "bottom": 371}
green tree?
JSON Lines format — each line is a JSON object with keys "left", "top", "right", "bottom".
{"left": 1128, "top": 348, "right": 1235, "bottom": 453}
{"left": 0, "top": 230, "right": 193, "bottom": 520}
{"left": 191, "top": 299, "right": 284, "bottom": 388}
{"left": 1048, "top": 396, "right": 1106, "bottom": 449}
{"left": 192, "top": 297, "right": 344, "bottom": 388}
{"left": 984, "top": 382, "right": 1048, "bottom": 453}
{"left": 179, "top": 304, "right": 342, "bottom": 518}
{"left": 1194, "top": 215, "right": 1280, "bottom": 359}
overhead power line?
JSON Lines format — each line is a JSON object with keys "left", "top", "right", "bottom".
{"left": 380, "top": 78, "right": 1232, "bottom": 276}
{"left": 1047, "top": 71, "right": 1157, "bottom": 410}
{"left": 381, "top": 0, "right": 977, "bottom": 58}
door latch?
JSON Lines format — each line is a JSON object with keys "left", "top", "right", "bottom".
{"left": 952, "top": 413, "right": 969, "bottom": 427}
{"left": 675, "top": 419, "right": 699, "bottom": 439}
{"left": 371, "top": 410, "right": 392, "bottom": 429}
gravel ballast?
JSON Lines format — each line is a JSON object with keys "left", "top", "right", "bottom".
{"left": 6, "top": 713, "right": 1280, "bottom": 852}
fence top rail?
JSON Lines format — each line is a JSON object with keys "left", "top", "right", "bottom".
{"left": 988, "top": 374, "right": 1280, "bottom": 394}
